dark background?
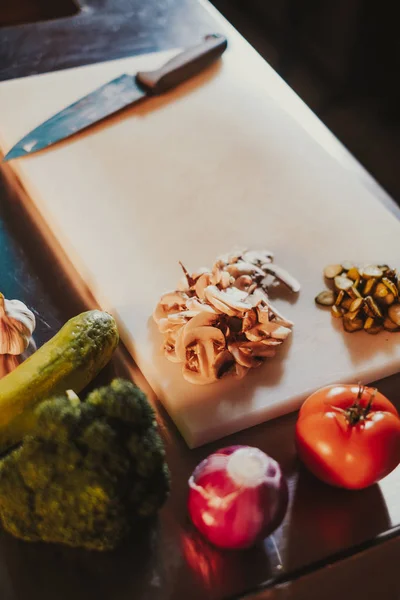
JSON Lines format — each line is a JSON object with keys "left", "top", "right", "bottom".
{"left": 211, "top": 0, "right": 400, "bottom": 205}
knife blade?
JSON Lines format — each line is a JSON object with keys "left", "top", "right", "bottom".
{"left": 3, "top": 34, "right": 227, "bottom": 161}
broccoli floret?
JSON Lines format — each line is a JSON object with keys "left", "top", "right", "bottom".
{"left": 0, "top": 379, "right": 170, "bottom": 551}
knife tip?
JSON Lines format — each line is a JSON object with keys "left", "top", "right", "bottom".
{"left": 3, "top": 148, "right": 23, "bottom": 162}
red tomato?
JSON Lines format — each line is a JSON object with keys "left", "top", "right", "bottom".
{"left": 295, "top": 384, "right": 400, "bottom": 489}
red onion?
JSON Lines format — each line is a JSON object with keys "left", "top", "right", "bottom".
{"left": 188, "top": 445, "right": 288, "bottom": 549}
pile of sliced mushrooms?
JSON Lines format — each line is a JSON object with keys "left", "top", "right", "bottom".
{"left": 153, "top": 250, "right": 300, "bottom": 385}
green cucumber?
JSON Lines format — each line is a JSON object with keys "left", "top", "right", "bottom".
{"left": 0, "top": 310, "right": 119, "bottom": 451}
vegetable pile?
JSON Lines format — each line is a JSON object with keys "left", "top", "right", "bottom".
{"left": 0, "top": 379, "right": 170, "bottom": 551}
{"left": 154, "top": 249, "right": 300, "bottom": 385}
{"left": 316, "top": 263, "right": 400, "bottom": 333}
{"left": 0, "top": 310, "right": 119, "bottom": 454}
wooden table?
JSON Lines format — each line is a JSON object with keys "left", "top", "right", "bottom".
{"left": 0, "top": 1, "right": 399, "bottom": 599}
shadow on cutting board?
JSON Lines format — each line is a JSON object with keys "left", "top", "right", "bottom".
{"left": 329, "top": 315, "right": 400, "bottom": 366}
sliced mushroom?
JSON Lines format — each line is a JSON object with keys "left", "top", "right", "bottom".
{"left": 263, "top": 264, "right": 301, "bottom": 293}
{"left": 158, "top": 316, "right": 186, "bottom": 335}
{"left": 225, "top": 261, "right": 265, "bottom": 279}
{"left": 253, "top": 292, "right": 294, "bottom": 327}
{"left": 246, "top": 321, "right": 292, "bottom": 341}
{"left": 177, "top": 266, "right": 209, "bottom": 292}
{"left": 234, "top": 274, "right": 254, "bottom": 291}
{"left": 229, "top": 340, "right": 281, "bottom": 368}
{"left": 181, "top": 326, "right": 226, "bottom": 385}
{"left": 185, "top": 297, "right": 217, "bottom": 313}
{"left": 210, "top": 264, "right": 233, "bottom": 289}
{"left": 243, "top": 250, "right": 274, "bottom": 266}
{"left": 234, "top": 363, "right": 250, "bottom": 379}
{"left": 213, "top": 350, "right": 237, "bottom": 379}
{"left": 167, "top": 310, "right": 199, "bottom": 323}
{"left": 180, "top": 311, "right": 220, "bottom": 338}
{"left": 173, "top": 325, "right": 188, "bottom": 362}
{"left": 163, "top": 335, "right": 181, "bottom": 363}
{"left": 228, "top": 342, "right": 264, "bottom": 368}
{"left": 224, "top": 287, "right": 249, "bottom": 303}
{"left": 220, "top": 270, "right": 232, "bottom": 289}
{"left": 268, "top": 324, "right": 292, "bottom": 340}
{"left": 153, "top": 291, "right": 189, "bottom": 323}
{"left": 256, "top": 304, "right": 271, "bottom": 325}
{"left": 248, "top": 287, "right": 269, "bottom": 307}
{"left": 195, "top": 273, "right": 213, "bottom": 299}
{"left": 242, "top": 308, "right": 258, "bottom": 331}
{"left": 216, "top": 249, "right": 246, "bottom": 267}
{"left": 204, "top": 286, "right": 252, "bottom": 316}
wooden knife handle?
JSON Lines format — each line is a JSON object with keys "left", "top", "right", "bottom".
{"left": 135, "top": 34, "right": 228, "bottom": 94}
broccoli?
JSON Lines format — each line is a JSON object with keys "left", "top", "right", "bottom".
{"left": 0, "top": 379, "right": 170, "bottom": 551}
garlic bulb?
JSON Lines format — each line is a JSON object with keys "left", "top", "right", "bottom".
{"left": 0, "top": 354, "right": 20, "bottom": 379}
{"left": 0, "top": 293, "right": 36, "bottom": 355}
{"left": 0, "top": 338, "right": 37, "bottom": 380}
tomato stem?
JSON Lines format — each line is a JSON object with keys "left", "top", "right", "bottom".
{"left": 344, "top": 384, "right": 377, "bottom": 426}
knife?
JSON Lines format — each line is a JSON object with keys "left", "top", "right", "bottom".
{"left": 3, "top": 34, "right": 228, "bottom": 162}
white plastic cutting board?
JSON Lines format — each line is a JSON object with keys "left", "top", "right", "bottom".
{"left": 0, "top": 31, "right": 399, "bottom": 448}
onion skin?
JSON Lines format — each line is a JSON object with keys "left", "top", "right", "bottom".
{"left": 188, "top": 446, "right": 288, "bottom": 549}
